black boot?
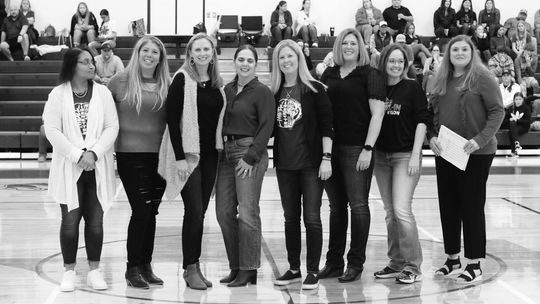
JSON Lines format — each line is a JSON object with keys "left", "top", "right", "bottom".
{"left": 227, "top": 270, "right": 257, "bottom": 287}
{"left": 220, "top": 269, "right": 239, "bottom": 284}
{"left": 140, "top": 263, "right": 164, "bottom": 285}
{"left": 125, "top": 263, "right": 150, "bottom": 289}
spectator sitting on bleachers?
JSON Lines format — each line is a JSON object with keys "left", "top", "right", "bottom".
{"left": 94, "top": 41, "right": 123, "bottom": 86}
{"left": 477, "top": 0, "right": 499, "bottom": 38}
{"left": 535, "top": 10, "right": 540, "bottom": 51}
{"left": 270, "top": 1, "right": 293, "bottom": 47}
{"left": 504, "top": 9, "right": 533, "bottom": 40}
{"left": 404, "top": 23, "right": 431, "bottom": 67}
{"left": 472, "top": 24, "right": 490, "bottom": 62}
{"left": 455, "top": 0, "right": 476, "bottom": 36}
{"left": 369, "top": 20, "right": 393, "bottom": 67}
{"left": 433, "top": 0, "right": 457, "bottom": 38}
{"left": 19, "top": 0, "right": 38, "bottom": 45}
{"left": 501, "top": 92, "right": 531, "bottom": 158}
{"left": 395, "top": 34, "right": 418, "bottom": 79}
{"left": 295, "top": 0, "right": 318, "bottom": 48}
{"left": 490, "top": 24, "right": 512, "bottom": 57}
{"left": 70, "top": 2, "right": 98, "bottom": 48}
{"left": 355, "top": 0, "right": 383, "bottom": 45}
{"left": 382, "top": 0, "right": 413, "bottom": 37}
{"left": 0, "top": 4, "right": 30, "bottom": 61}
{"left": 511, "top": 20, "right": 535, "bottom": 59}
{"left": 488, "top": 46, "right": 514, "bottom": 82}
{"left": 499, "top": 70, "right": 522, "bottom": 108}
{"left": 515, "top": 43, "right": 539, "bottom": 96}
{"left": 423, "top": 43, "right": 442, "bottom": 93}
{"left": 88, "top": 9, "right": 117, "bottom": 56}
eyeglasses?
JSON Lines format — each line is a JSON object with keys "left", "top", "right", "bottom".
{"left": 77, "top": 59, "right": 94, "bottom": 66}
{"left": 388, "top": 59, "right": 405, "bottom": 65}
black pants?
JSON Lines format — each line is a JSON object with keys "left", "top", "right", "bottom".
{"left": 276, "top": 167, "right": 323, "bottom": 273}
{"left": 60, "top": 170, "right": 103, "bottom": 265}
{"left": 505, "top": 121, "right": 529, "bottom": 152}
{"left": 435, "top": 154, "right": 494, "bottom": 259}
{"left": 180, "top": 150, "right": 218, "bottom": 269}
{"left": 117, "top": 152, "right": 166, "bottom": 267}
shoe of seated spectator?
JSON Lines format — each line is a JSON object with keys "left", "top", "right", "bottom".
{"left": 506, "top": 152, "right": 519, "bottom": 159}
{"left": 38, "top": 154, "right": 47, "bottom": 162}
{"left": 311, "top": 42, "right": 318, "bottom": 48}
{"left": 24, "top": 55, "right": 31, "bottom": 61}
{"left": 514, "top": 141, "right": 522, "bottom": 152}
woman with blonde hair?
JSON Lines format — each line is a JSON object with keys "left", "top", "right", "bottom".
{"left": 108, "top": 35, "right": 170, "bottom": 289}
{"left": 428, "top": 35, "right": 504, "bottom": 284}
{"left": 271, "top": 39, "right": 333, "bottom": 290}
{"left": 159, "top": 33, "right": 226, "bottom": 290}
{"left": 318, "top": 28, "right": 385, "bottom": 283}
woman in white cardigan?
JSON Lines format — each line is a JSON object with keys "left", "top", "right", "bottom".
{"left": 295, "top": 0, "right": 318, "bottom": 47}
{"left": 42, "top": 47, "right": 118, "bottom": 292}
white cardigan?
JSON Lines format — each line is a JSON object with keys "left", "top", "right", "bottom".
{"left": 295, "top": 10, "right": 317, "bottom": 34}
{"left": 42, "top": 82, "right": 119, "bottom": 214}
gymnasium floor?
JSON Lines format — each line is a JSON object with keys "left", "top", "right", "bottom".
{"left": 0, "top": 155, "right": 539, "bottom": 304}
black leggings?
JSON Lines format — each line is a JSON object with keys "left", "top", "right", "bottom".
{"left": 60, "top": 170, "right": 103, "bottom": 265}
{"left": 116, "top": 152, "right": 166, "bottom": 267}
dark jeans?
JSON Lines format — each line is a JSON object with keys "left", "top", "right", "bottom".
{"left": 435, "top": 154, "right": 494, "bottom": 259}
{"left": 501, "top": 121, "right": 529, "bottom": 152}
{"left": 116, "top": 152, "right": 166, "bottom": 267}
{"left": 216, "top": 137, "right": 268, "bottom": 270}
{"left": 324, "top": 145, "right": 373, "bottom": 271}
{"left": 298, "top": 24, "right": 318, "bottom": 45}
{"left": 60, "top": 170, "right": 103, "bottom": 265}
{"left": 271, "top": 26, "right": 293, "bottom": 47}
{"left": 276, "top": 167, "right": 323, "bottom": 273}
{"left": 180, "top": 150, "right": 218, "bottom": 269}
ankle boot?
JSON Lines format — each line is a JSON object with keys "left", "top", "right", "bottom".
{"left": 227, "top": 270, "right": 257, "bottom": 287}
{"left": 140, "top": 263, "right": 164, "bottom": 285}
{"left": 184, "top": 263, "right": 207, "bottom": 290}
{"left": 125, "top": 263, "right": 149, "bottom": 289}
{"left": 220, "top": 269, "right": 239, "bottom": 284}
{"left": 196, "top": 262, "right": 212, "bottom": 287}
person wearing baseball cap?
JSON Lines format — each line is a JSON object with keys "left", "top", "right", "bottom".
{"left": 500, "top": 69, "right": 521, "bottom": 109}
{"left": 503, "top": 8, "right": 534, "bottom": 39}
{"left": 369, "top": 20, "right": 393, "bottom": 67}
{"left": 382, "top": 0, "right": 414, "bottom": 36}
{"left": 94, "top": 39, "right": 123, "bottom": 85}
{"left": 394, "top": 34, "right": 415, "bottom": 78}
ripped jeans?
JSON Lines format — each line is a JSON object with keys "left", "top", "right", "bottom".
{"left": 117, "top": 152, "right": 166, "bottom": 267}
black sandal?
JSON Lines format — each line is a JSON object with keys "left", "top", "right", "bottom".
{"left": 435, "top": 257, "right": 461, "bottom": 276}
{"left": 455, "top": 263, "right": 482, "bottom": 284}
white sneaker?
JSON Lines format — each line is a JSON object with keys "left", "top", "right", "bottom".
{"left": 87, "top": 269, "right": 108, "bottom": 290}
{"left": 311, "top": 42, "right": 318, "bottom": 48}
{"left": 60, "top": 270, "right": 76, "bottom": 292}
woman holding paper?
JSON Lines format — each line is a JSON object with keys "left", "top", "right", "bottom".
{"left": 427, "top": 35, "right": 504, "bottom": 284}
{"left": 372, "top": 44, "right": 430, "bottom": 284}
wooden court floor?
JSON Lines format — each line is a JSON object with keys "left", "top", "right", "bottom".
{"left": 0, "top": 156, "right": 539, "bottom": 304}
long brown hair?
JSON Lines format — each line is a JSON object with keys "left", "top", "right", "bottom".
{"left": 178, "top": 33, "right": 222, "bottom": 88}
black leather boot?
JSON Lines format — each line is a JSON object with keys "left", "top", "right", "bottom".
{"left": 140, "top": 263, "right": 164, "bottom": 285}
{"left": 220, "top": 269, "right": 239, "bottom": 284}
{"left": 125, "top": 263, "right": 150, "bottom": 289}
{"left": 227, "top": 270, "right": 257, "bottom": 287}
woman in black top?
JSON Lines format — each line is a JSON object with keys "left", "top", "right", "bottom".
{"left": 372, "top": 44, "right": 430, "bottom": 284}
{"left": 455, "top": 0, "right": 477, "bottom": 36}
{"left": 70, "top": 2, "right": 98, "bottom": 48}
{"left": 160, "top": 33, "right": 226, "bottom": 290}
{"left": 270, "top": 39, "right": 333, "bottom": 290}
{"left": 270, "top": 1, "right": 293, "bottom": 47}
{"left": 501, "top": 92, "right": 532, "bottom": 158}
{"left": 433, "top": 0, "right": 457, "bottom": 38}
{"left": 318, "top": 28, "right": 385, "bottom": 283}
{"left": 216, "top": 45, "right": 275, "bottom": 287}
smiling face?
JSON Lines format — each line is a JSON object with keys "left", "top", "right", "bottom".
{"left": 450, "top": 40, "right": 472, "bottom": 70}
{"left": 407, "top": 24, "right": 415, "bottom": 35}
{"left": 392, "top": 0, "right": 401, "bottom": 8}
{"left": 341, "top": 33, "right": 359, "bottom": 64}
{"left": 432, "top": 45, "right": 441, "bottom": 56}
{"left": 9, "top": 5, "right": 19, "bottom": 17}
{"left": 514, "top": 95, "right": 524, "bottom": 107}
{"left": 463, "top": 0, "right": 471, "bottom": 10}
{"left": 75, "top": 51, "right": 95, "bottom": 80}
{"left": 278, "top": 46, "right": 298, "bottom": 77}
{"left": 386, "top": 49, "right": 406, "bottom": 80}
{"left": 475, "top": 25, "right": 485, "bottom": 36}
{"left": 138, "top": 41, "right": 161, "bottom": 72}
{"left": 190, "top": 38, "right": 214, "bottom": 67}
{"left": 235, "top": 49, "right": 257, "bottom": 80}
{"left": 445, "top": 0, "right": 451, "bottom": 8}
{"left": 303, "top": 0, "right": 311, "bottom": 10}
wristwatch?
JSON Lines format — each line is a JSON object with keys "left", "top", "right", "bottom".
{"left": 322, "top": 152, "right": 332, "bottom": 159}
{"left": 362, "top": 145, "right": 373, "bottom": 151}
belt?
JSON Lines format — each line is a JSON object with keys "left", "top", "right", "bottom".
{"left": 223, "top": 135, "right": 250, "bottom": 142}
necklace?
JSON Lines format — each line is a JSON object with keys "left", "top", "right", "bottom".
{"left": 283, "top": 84, "right": 296, "bottom": 99}
{"left": 73, "top": 87, "right": 88, "bottom": 98}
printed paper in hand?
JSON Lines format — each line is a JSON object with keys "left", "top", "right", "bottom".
{"left": 438, "top": 125, "right": 469, "bottom": 171}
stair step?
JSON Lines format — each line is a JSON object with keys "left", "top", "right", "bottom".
{"left": 0, "top": 116, "right": 42, "bottom": 131}
{"left": 0, "top": 101, "right": 46, "bottom": 116}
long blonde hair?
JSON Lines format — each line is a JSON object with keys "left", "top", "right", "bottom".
{"left": 122, "top": 35, "right": 170, "bottom": 114}
{"left": 270, "top": 39, "right": 323, "bottom": 94}
{"left": 178, "top": 33, "right": 222, "bottom": 88}
{"left": 431, "top": 35, "right": 492, "bottom": 96}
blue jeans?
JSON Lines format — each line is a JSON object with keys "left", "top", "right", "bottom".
{"left": 216, "top": 137, "right": 268, "bottom": 270}
{"left": 324, "top": 145, "right": 373, "bottom": 270}
{"left": 276, "top": 167, "right": 323, "bottom": 273}
{"left": 374, "top": 151, "right": 423, "bottom": 275}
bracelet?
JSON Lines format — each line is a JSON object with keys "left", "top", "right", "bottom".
{"left": 322, "top": 158, "right": 331, "bottom": 161}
